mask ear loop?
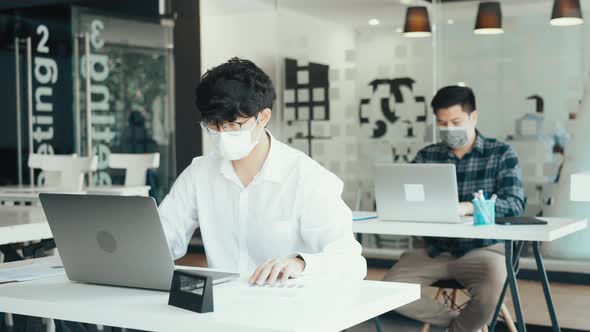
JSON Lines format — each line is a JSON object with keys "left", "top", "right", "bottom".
{"left": 250, "top": 114, "right": 265, "bottom": 143}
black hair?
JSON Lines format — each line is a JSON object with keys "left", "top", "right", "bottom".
{"left": 196, "top": 57, "right": 276, "bottom": 124}
{"left": 431, "top": 85, "right": 477, "bottom": 114}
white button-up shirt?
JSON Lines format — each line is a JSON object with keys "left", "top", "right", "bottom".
{"left": 158, "top": 132, "right": 367, "bottom": 279}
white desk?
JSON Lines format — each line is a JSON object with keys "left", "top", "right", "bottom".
{"left": 0, "top": 186, "right": 62, "bottom": 205}
{"left": 0, "top": 206, "right": 51, "bottom": 246}
{"left": 0, "top": 258, "right": 420, "bottom": 332}
{"left": 352, "top": 212, "right": 587, "bottom": 242}
{"left": 0, "top": 185, "right": 151, "bottom": 205}
{"left": 352, "top": 212, "right": 588, "bottom": 332}
{"left": 86, "top": 185, "right": 150, "bottom": 196}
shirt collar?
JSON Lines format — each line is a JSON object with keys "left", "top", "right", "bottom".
{"left": 259, "top": 130, "right": 289, "bottom": 184}
{"left": 219, "top": 130, "right": 288, "bottom": 185}
{"left": 472, "top": 130, "right": 485, "bottom": 154}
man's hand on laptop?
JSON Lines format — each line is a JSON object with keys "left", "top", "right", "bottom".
{"left": 249, "top": 257, "right": 306, "bottom": 285}
{"left": 458, "top": 202, "right": 474, "bottom": 216}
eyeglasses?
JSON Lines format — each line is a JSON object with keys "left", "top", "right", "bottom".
{"left": 200, "top": 116, "right": 259, "bottom": 136}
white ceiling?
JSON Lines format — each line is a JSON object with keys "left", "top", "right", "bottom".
{"left": 202, "top": 0, "right": 562, "bottom": 29}
{"left": 276, "top": 0, "right": 416, "bottom": 28}
{"left": 277, "top": 0, "right": 556, "bottom": 28}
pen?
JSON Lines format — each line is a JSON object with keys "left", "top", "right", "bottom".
{"left": 353, "top": 216, "right": 378, "bottom": 222}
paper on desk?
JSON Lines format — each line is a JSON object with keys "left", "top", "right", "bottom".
{"left": 0, "top": 262, "right": 65, "bottom": 283}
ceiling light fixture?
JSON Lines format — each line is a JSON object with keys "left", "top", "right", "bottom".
{"left": 474, "top": 2, "right": 504, "bottom": 35}
{"left": 551, "top": 0, "right": 584, "bottom": 26}
{"left": 403, "top": 6, "right": 432, "bottom": 38}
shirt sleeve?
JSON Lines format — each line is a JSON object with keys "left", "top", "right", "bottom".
{"left": 297, "top": 167, "right": 367, "bottom": 280}
{"left": 158, "top": 161, "right": 200, "bottom": 260}
{"left": 494, "top": 146, "right": 526, "bottom": 217}
{"left": 412, "top": 148, "right": 426, "bottom": 164}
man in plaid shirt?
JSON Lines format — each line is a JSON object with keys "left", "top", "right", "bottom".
{"left": 384, "top": 86, "right": 525, "bottom": 332}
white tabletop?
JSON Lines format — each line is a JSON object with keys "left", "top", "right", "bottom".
{"left": 352, "top": 211, "right": 588, "bottom": 242}
{"left": 86, "top": 185, "right": 150, "bottom": 196}
{"left": 0, "top": 186, "right": 63, "bottom": 202}
{"left": 0, "top": 185, "right": 151, "bottom": 202}
{"left": 0, "top": 206, "right": 52, "bottom": 245}
{"left": 0, "top": 258, "right": 419, "bottom": 332}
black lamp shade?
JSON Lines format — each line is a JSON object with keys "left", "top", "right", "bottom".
{"left": 474, "top": 2, "right": 503, "bottom": 34}
{"left": 403, "top": 6, "right": 432, "bottom": 38}
{"left": 551, "top": 0, "right": 584, "bottom": 26}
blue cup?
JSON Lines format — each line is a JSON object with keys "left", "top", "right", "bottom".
{"left": 472, "top": 199, "right": 495, "bottom": 226}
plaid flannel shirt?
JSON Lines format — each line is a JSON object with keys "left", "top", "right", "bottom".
{"left": 413, "top": 131, "right": 525, "bottom": 257}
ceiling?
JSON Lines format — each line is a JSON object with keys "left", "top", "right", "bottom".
{"left": 202, "top": 0, "right": 559, "bottom": 29}
{"left": 276, "top": 0, "right": 555, "bottom": 28}
{"left": 276, "top": 0, "right": 414, "bottom": 27}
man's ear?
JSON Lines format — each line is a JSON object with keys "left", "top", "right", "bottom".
{"left": 259, "top": 108, "right": 272, "bottom": 127}
{"left": 470, "top": 110, "right": 478, "bottom": 126}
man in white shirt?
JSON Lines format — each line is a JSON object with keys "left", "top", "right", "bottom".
{"left": 158, "top": 58, "right": 366, "bottom": 285}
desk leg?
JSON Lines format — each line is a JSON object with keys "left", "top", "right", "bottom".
{"left": 506, "top": 240, "right": 526, "bottom": 332}
{"left": 374, "top": 317, "right": 383, "bottom": 332}
{"left": 356, "top": 233, "right": 363, "bottom": 245}
{"left": 532, "top": 241, "right": 561, "bottom": 332}
{"left": 489, "top": 279, "right": 509, "bottom": 332}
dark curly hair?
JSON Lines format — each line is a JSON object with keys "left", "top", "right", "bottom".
{"left": 196, "top": 58, "right": 276, "bottom": 124}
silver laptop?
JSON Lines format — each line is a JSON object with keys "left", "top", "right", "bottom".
{"left": 39, "top": 193, "right": 238, "bottom": 291}
{"left": 375, "top": 163, "right": 472, "bottom": 223}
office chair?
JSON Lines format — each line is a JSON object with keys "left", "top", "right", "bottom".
{"left": 421, "top": 279, "right": 517, "bottom": 332}
{"left": 108, "top": 153, "right": 160, "bottom": 187}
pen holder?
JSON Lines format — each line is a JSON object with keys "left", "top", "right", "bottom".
{"left": 472, "top": 199, "right": 495, "bottom": 226}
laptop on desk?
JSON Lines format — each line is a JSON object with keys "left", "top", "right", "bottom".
{"left": 375, "top": 163, "right": 473, "bottom": 224}
{"left": 39, "top": 194, "right": 238, "bottom": 291}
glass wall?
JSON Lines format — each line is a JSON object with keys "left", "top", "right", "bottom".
{"left": 0, "top": 5, "right": 176, "bottom": 201}
{"left": 0, "top": 7, "right": 75, "bottom": 187}
{"left": 74, "top": 8, "right": 176, "bottom": 200}
{"left": 200, "top": 0, "right": 590, "bottom": 264}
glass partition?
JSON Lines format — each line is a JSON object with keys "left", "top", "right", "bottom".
{"left": 0, "top": 6, "right": 176, "bottom": 201}
{"left": 201, "top": 0, "right": 590, "bottom": 265}
{"left": 73, "top": 8, "right": 176, "bottom": 200}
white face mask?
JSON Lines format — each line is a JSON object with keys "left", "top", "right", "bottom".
{"left": 212, "top": 118, "right": 263, "bottom": 161}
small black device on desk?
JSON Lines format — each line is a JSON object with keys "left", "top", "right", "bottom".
{"left": 168, "top": 270, "right": 214, "bottom": 313}
{"left": 495, "top": 217, "right": 548, "bottom": 225}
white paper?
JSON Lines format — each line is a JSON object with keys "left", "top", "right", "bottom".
{"left": 0, "top": 262, "right": 65, "bottom": 283}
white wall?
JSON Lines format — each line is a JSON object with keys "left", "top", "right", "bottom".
{"left": 276, "top": 9, "right": 359, "bottom": 205}
{"left": 436, "top": 10, "right": 584, "bottom": 141}
{"left": 200, "top": 0, "right": 590, "bottom": 206}
{"left": 354, "top": 27, "right": 436, "bottom": 209}
{"left": 200, "top": 0, "right": 279, "bottom": 156}
{"left": 200, "top": 0, "right": 359, "bottom": 206}
{"left": 200, "top": 0, "right": 590, "bottom": 259}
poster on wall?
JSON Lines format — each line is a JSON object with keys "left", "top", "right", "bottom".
{"left": 283, "top": 58, "right": 331, "bottom": 157}
{"left": 358, "top": 77, "right": 429, "bottom": 162}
